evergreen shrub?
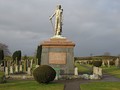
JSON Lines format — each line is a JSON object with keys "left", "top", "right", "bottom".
{"left": 33, "top": 65, "right": 56, "bottom": 84}
{"left": 93, "top": 60, "right": 102, "bottom": 67}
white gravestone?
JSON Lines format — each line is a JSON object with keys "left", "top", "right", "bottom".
{"left": 115, "top": 58, "right": 120, "bottom": 67}
{"left": 10, "top": 66, "right": 13, "bottom": 74}
{"left": 102, "top": 60, "right": 105, "bottom": 66}
{"left": 93, "top": 66, "right": 102, "bottom": 79}
{"left": 19, "top": 65, "right": 22, "bottom": 72}
{"left": 35, "top": 65, "right": 39, "bottom": 68}
{"left": 27, "top": 67, "right": 31, "bottom": 75}
{"left": 107, "top": 60, "right": 110, "bottom": 67}
{"left": 74, "top": 67, "right": 78, "bottom": 75}
{"left": 5, "top": 67, "right": 8, "bottom": 75}
{"left": 98, "top": 68, "right": 102, "bottom": 77}
{"left": 15, "top": 65, "right": 18, "bottom": 72}
{"left": 30, "top": 59, "right": 33, "bottom": 68}
{"left": 93, "top": 66, "right": 98, "bottom": 75}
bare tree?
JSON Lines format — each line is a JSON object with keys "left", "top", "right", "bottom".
{"left": 0, "top": 43, "right": 10, "bottom": 56}
{"left": 104, "top": 52, "right": 111, "bottom": 56}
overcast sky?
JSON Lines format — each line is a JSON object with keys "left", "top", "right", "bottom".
{"left": 0, "top": 0, "right": 120, "bottom": 56}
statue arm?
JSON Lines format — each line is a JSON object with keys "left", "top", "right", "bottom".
{"left": 49, "top": 12, "right": 56, "bottom": 20}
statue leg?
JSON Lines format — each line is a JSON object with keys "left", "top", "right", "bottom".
{"left": 55, "top": 18, "right": 59, "bottom": 35}
{"left": 57, "top": 18, "right": 61, "bottom": 35}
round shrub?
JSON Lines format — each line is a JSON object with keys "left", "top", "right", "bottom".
{"left": 33, "top": 65, "right": 56, "bottom": 84}
{"left": 93, "top": 60, "right": 102, "bottom": 67}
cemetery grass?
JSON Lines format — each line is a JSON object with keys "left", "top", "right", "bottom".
{"left": 0, "top": 80, "right": 64, "bottom": 90}
{"left": 80, "top": 82, "right": 120, "bottom": 90}
{"left": 84, "top": 64, "right": 93, "bottom": 68}
{"left": 103, "top": 66, "right": 120, "bottom": 78}
{"left": 75, "top": 63, "right": 92, "bottom": 74}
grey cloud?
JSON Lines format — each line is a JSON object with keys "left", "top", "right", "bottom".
{"left": 0, "top": 0, "right": 120, "bottom": 56}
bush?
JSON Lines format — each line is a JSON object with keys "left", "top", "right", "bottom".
{"left": 33, "top": 65, "right": 56, "bottom": 84}
{"left": 0, "top": 72, "right": 6, "bottom": 83}
{"left": 93, "top": 60, "right": 102, "bottom": 67}
{"left": 88, "top": 61, "right": 93, "bottom": 65}
{"left": 0, "top": 50, "right": 4, "bottom": 61}
{"left": 12, "top": 50, "right": 21, "bottom": 61}
{"left": 110, "top": 61, "right": 115, "bottom": 66}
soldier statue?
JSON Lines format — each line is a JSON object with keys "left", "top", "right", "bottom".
{"left": 49, "top": 5, "right": 63, "bottom": 36}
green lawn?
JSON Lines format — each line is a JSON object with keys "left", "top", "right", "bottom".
{"left": 75, "top": 63, "right": 92, "bottom": 74}
{"left": 81, "top": 82, "right": 120, "bottom": 90}
{"left": 103, "top": 66, "right": 120, "bottom": 78}
{"left": 0, "top": 80, "right": 64, "bottom": 90}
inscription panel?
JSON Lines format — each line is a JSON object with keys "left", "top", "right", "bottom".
{"left": 49, "top": 52, "right": 66, "bottom": 64}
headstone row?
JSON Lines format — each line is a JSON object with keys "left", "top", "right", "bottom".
{"left": 3, "top": 59, "right": 36, "bottom": 76}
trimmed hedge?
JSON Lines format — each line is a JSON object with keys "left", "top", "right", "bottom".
{"left": 33, "top": 65, "right": 56, "bottom": 84}
{"left": 93, "top": 60, "right": 102, "bottom": 67}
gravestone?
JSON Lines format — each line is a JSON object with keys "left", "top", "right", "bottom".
{"left": 15, "top": 65, "right": 18, "bottom": 72}
{"left": 74, "top": 67, "right": 78, "bottom": 75}
{"left": 30, "top": 59, "right": 33, "bottom": 68}
{"left": 23, "top": 60, "right": 27, "bottom": 72}
{"left": 27, "top": 67, "right": 31, "bottom": 75}
{"left": 35, "top": 65, "right": 39, "bottom": 68}
{"left": 10, "top": 66, "right": 13, "bottom": 74}
{"left": 115, "top": 58, "right": 120, "bottom": 67}
{"left": 5, "top": 67, "right": 8, "bottom": 75}
{"left": 102, "top": 60, "right": 105, "bottom": 66}
{"left": 98, "top": 68, "right": 102, "bottom": 77}
{"left": 107, "top": 60, "right": 110, "bottom": 67}
{"left": 19, "top": 65, "right": 22, "bottom": 72}
{"left": 93, "top": 66, "right": 102, "bottom": 79}
{"left": 93, "top": 67, "right": 98, "bottom": 75}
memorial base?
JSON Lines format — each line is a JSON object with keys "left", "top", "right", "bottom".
{"left": 40, "top": 37, "right": 75, "bottom": 74}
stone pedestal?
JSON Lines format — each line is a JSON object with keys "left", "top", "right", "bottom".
{"left": 40, "top": 37, "right": 75, "bottom": 74}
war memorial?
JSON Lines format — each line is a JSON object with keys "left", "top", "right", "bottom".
{"left": 40, "top": 5, "right": 75, "bottom": 74}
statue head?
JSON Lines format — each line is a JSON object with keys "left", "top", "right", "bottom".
{"left": 57, "top": 5, "right": 61, "bottom": 9}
